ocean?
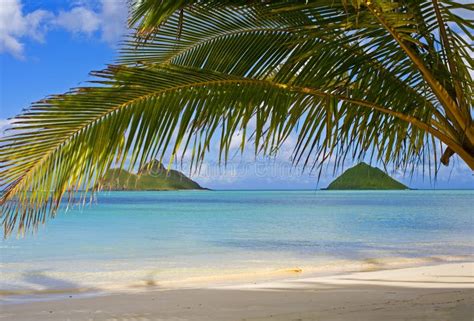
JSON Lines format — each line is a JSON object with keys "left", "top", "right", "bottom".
{"left": 1, "top": 190, "right": 473, "bottom": 302}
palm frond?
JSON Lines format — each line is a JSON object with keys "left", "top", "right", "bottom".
{"left": 1, "top": 0, "right": 473, "bottom": 235}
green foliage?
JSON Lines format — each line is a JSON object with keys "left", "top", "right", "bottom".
{"left": 1, "top": 0, "right": 473, "bottom": 235}
{"left": 100, "top": 160, "right": 203, "bottom": 190}
{"left": 326, "top": 162, "right": 408, "bottom": 190}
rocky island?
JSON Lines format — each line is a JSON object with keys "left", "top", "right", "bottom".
{"left": 99, "top": 160, "right": 204, "bottom": 191}
{"left": 326, "top": 162, "right": 408, "bottom": 190}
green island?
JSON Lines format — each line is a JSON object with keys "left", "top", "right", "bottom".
{"left": 326, "top": 162, "right": 408, "bottom": 190}
{"left": 99, "top": 160, "right": 204, "bottom": 191}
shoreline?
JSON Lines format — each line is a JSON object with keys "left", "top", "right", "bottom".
{"left": 1, "top": 255, "right": 472, "bottom": 304}
{"left": 1, "top": 262, "right": 473, "bottom": 320}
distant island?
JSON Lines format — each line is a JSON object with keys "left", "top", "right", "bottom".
{"left": 326, "top": 162, "right": 408, "bottom": 190}
{"left": 99, "top": 160, "right": 205, "bottom": 191}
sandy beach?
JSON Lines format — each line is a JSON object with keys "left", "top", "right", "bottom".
{"left": 2, "top": 262, "right": 473, "bottom": 321}
{"left": 2, "top": 0, "right": 473, "bottom": 319}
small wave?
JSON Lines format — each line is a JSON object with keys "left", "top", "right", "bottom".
{"left": 1, "top": 254, "right": 472, "bottom": 303}
{"left": 0, "top": 245, "right": 19, "bottom": 249}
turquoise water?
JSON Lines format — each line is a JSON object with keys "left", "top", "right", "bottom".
{"left": 1, "top": 190, "right": 473, "bottom": 300}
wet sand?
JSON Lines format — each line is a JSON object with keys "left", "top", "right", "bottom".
{"left": 1, "top": 262, "right": 473, "bottom": 321}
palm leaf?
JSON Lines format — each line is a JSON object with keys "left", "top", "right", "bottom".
{"left": 1, "top": 0, "right": 473, "bottom": 235}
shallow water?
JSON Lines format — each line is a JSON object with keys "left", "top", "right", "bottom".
{"left": 1, "top": 190, "right": 473, "bottom": 302}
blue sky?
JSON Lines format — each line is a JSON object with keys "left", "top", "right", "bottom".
{"left": 0, "top": 0, "right": 472, "bottom": 189}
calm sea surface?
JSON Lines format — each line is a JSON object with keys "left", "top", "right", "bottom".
{"left": 1, "top": 190, "right": 473, "bottom": 301}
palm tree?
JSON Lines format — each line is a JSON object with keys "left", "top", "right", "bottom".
{"left": 1, "top": 0, "right": 473, "bottom": 235}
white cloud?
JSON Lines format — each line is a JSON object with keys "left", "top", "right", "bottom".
{"left": 0, "top": 0, "right": 52, "bottom": 58}
{"left": 100, "top": 0, "right": 128, "bottom": 44}
{"left": 0, "top": 0, "right": 128, "bottom": 59}
{"left": 55, "top": 7, "right": 101, "bottom": 34}
{"left": 54, "top": 0, "right": 128, "bottom": 44}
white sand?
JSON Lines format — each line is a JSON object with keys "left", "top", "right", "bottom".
{"left": 1, "top": 262, "right": 473, "bottom": 320}
{"left": 226, "top": 261, "right": 474, "bottom": 290}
